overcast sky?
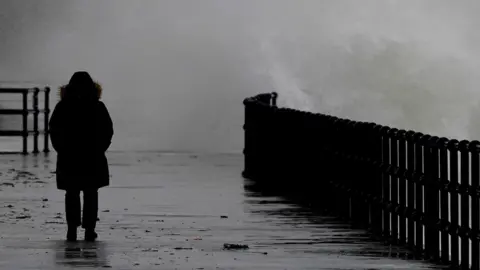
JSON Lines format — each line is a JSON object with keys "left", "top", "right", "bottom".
{"left": 2, "top": 0, "right": 480, "bottom": 152}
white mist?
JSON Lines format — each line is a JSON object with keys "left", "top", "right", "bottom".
{"left": 1, "top": 0, "right": 480, "bottom": 152}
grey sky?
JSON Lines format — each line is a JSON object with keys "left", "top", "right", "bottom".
{"left": 2, "top": 1, "right": 480, "bottom": 152}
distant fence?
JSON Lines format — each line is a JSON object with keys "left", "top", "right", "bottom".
{"left": 0, "top": 87, "right": 50, "bottom": 154}
{"left": 243, "top": 92, "right": 480, "bottom": 270}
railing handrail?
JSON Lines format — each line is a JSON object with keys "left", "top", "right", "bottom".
{"left": 0, "top": 87, "right": 51, "bottom": 94}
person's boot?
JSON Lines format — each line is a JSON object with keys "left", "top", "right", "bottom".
{"left": 66, "top": 226, "right": 77, "bottom": 241}
{"left": 84, "top": 229, "right": 98, "bottom": 241}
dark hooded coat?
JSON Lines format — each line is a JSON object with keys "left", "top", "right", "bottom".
{"left": 49, "top": 71, "right": 114, "bottom": 190}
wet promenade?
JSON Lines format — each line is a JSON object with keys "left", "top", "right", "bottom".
{"left": 0, "top": 152, "right": 444, "bottom": 269}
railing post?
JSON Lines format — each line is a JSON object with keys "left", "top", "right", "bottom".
{"left": 22, "top": 90, "right": 28, "bottom": 155}
{"left": 243, "top": 98, "right": 252, "bottom": 178}
{"left": 436, "top": 138, "right": 450, "bottom": 264}
{"left": 397, "top": 130, "right": 407, "bottom": 246}
{"left": 271, "top": 92, "right": 278, "bottom": 107}
{"left": 349, "top": 121, "right": 366, "bottom": 228}
{"left": 346, "top": 120, "right": 355, "bottom": 223}
{"left": 414, "top": 133, "right": 425, "bottom": 255}
{"left": 32, "top": 88, "right": 39, "bottom": 154}
{"left": 332, "top": 119, "right": 342, "bottom": 217}
{"left": 381, "top": 126, "right": 391, "bottom": 241}
{"left": 372, "top": 125, "right": 383, "bottom": 238}
{"left": 425, "top": 136, "right": 439, "bottom": 262}
{"left": 323, "top": 116, "right": 336, "bottom": 213}
{"left": 341, "top": 120, "right": 351, "bottom": 220}
{"left": 390, "top": 128, "right": 399, "bottom": 244}
{"left": 448, "top": 140, "right": 460, "bottom": 268}
{"left": 358, "top": 122, "right": 371, "bottom": 229}
{"left": 469, "top": 141, "right": 480, "bottom": 270}
{"left": 334, "top": 119, "right": 348, "bottom": 219}
{"left": 316, "top": 114, "right": 327, "bottom": 208}
{"left": 406, "top": 131, "right": 416, "bottom": 249}
{"left": 276, "top": 108, "right": 287, "bottom": 184}
{"left": 459, "top": 140, "right": 470, "bottom": 270}
{"left": 43, "top": 86, "right": 50, "bottom": 153}
{"left": 254, "top": 99, "right": 262, "bottom": 179}
{"left": 266, "top": 102, "right": 277, "bottom": 184}
{"left": 420, "top": 135, "right": 432, "bottom": 257}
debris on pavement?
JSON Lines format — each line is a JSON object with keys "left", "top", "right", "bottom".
{"left": 0, "top": 183, "right": 14, "bottom": 187}
{"left": 223, "top": 244, "right": 249, "bottom": 250}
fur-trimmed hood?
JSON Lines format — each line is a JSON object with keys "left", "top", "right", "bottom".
{"left": 59, "top": 81, "right": 102, "bottom": 100}
{"left": 58, "top": 71, "right": 102, "bottom": 100}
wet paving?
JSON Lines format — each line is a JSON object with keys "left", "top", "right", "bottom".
{"left": 0, "top": 152, "right": 446, "bottom": 269}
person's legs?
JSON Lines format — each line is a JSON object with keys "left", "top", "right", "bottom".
{"left": 65, "top": 189, "right": 81, "bottom": 241}
{"left": 82, "top": 188, "right": 99, "bottom": 241}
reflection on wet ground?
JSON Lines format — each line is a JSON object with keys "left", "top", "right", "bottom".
{"left": 0, "top": 152, "right": 445, "bottom": 269}
{"left": 54, "top": 240, "right": 110, "bottom": 268}
{"left": 244, "top": 180, "right": 417, "bottom": 260}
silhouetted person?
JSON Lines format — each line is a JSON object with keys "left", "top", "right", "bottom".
{"left": 49, "top": 71, "right": 114, "bottom": 241}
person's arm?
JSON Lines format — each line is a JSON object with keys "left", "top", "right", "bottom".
{"left": 49, "top": 102, "right": 66, "bottom": 153}
{"left": 97, "top": 102, "right": 114, "bottom": 152}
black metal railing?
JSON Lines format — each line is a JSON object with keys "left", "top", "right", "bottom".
{"left": 0, "top": 87, "right": 50, "bottom": 154}
{"left": 243, "top": 92, "right": 480, "bottom": 270}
